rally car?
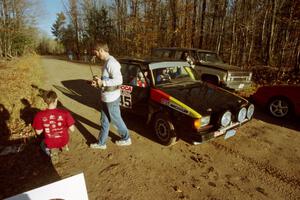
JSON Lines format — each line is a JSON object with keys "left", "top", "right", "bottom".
{"left": 118, "top": 58, "right": 254, "bottom": 145}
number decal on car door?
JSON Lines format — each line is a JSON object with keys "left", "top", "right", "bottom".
{"left": 120, "top": 85, "right": 133, "bottom": 108}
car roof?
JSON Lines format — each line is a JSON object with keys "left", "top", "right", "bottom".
{"left": 118, "top": 57, "right": 189, "bottom": 70}
{"left": 152, "top": 47, "right": 215, "bottom": 54}
{"left": 118, "top": 57, "right": 185, "bottom": 64}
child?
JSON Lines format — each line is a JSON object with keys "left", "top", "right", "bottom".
{"left": 33, "top": 90, "right": 75, "bottom": 163}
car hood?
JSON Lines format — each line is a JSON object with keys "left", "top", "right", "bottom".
{"left": 157, "top": 82, "right": 248, "bottom": 116}
{"left": 197, "top": 61, "right": 242, "bottom": 71}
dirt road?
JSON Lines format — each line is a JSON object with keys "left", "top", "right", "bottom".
{"left": 2, "top": 57, "right": 300, "bottom": 199}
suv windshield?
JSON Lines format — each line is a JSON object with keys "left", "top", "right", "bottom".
{"left": 198, "top": 52, "right": 223, "bottom": 63}
{"left": 152, "top": 66, "right": 196, "bottom": 85}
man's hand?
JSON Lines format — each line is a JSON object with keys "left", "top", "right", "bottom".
{"left": 90, "top": 76, "right": 102, "bottom": 88}
{"left": 94, "top": 76, "right": 103, "bottom": 87}
{"left": 91, "top": 80, "right": 98, "bottom": 87}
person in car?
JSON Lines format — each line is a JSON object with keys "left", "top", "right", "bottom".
{"left": 156, "top": 68, "right": 171, "bottom": 84}
{"left": 131, "top": 71, "right": 148, "bottom": 87}
{"left": 181, "top": 51, "right": 195, "bottom": 68}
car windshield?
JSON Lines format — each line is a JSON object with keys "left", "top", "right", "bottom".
{"left": 198, "top": 52, "right": 223, "bottom": 63}
{"left": 152, "top": 65, "right": 197, "bottom": 86}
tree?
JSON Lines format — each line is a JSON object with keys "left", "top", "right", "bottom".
{"left": 51, "top": 12, "right": 66, "bottom": 42}
{"left": 0, "top": 0, "right": 39, "bottom": 57}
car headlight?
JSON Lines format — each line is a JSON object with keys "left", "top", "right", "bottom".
{"left": 220, "top": 111, "right": 232, "bottom": 127}
{"left": 201, "top": 116, "right": 210, "bottom": 127}
{"left": 247, "top": 104, "right": 255, "bottom": 119}
{"left": 193, "top": 116, "right": 210, "bottom": 129}
{"left": 237, "top": 107, "right": 247, "bottom": 122}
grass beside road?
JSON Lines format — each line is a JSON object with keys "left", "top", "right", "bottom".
{"left": 0, "top": 54, "right": 45, "bottom": 141}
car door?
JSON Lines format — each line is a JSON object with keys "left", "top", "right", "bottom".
{"left": 120, "top": 62, "right": 150, "bottom": 117}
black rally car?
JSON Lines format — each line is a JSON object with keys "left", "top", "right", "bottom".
{"left": 119, "top": 58, "right": 254, "bottom": 145}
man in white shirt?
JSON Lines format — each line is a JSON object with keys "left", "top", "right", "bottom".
{"left": 90, "top": 42, "right": 131, "bottom": 150}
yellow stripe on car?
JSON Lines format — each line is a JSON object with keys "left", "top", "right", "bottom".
{"left": 169, "top": 96, "right": 201, "bottom": 118}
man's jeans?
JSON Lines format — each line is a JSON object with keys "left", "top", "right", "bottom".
{"left": 98, "top": 97, "right": 129, "bottom": 145}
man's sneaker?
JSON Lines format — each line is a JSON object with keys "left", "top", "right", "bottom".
{"left": 115, "top": 138, "right": 132, "bottom": 146}
{"left": 90, "top": 143, "right": 107, "bottom": 150}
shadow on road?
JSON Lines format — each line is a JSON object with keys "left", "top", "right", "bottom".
{"left": 121, "top": 112, "right": 160, "bottom": 145}
{"left": 55, "top": 79, "right": 101, "bottom": 111}
{"left": 20, "top": 98, "right": 40, "bottom": 126}
{"left": 253, "top": 107, "right": 300, "bottom": 132}
{"left": 0, "top": 138, "right": 61, "bottom": 199}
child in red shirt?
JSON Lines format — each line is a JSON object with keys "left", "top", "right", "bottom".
{"left": 33, "top": 90, "right": 75, "bottom": 163}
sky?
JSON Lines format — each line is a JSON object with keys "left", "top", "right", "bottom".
{"left": 38, "top": 0, "right": 64, "bottom": 38}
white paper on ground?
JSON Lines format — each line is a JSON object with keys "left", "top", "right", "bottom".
{"left": 5, "top": 173, "right": 89, "bottom": 200}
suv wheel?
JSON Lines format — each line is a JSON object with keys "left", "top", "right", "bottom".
{"left": 153, "top": 113, "right": 177, "bottom": 146}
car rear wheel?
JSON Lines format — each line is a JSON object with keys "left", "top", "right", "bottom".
{"left": 268, "top": 97, "right": 291, "bottom": 118}
{"left": 153, "top": 113, "right": 177, "bottom": 146}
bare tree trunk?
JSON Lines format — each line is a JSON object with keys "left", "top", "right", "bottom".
{"left": 209, "top": 2, "right": 219, "bottom": 50}
{"left": 115, "top": 0, "right": 122, "bottom": 47}
{"left": 184, "top": 0, "right": 188, "bottom": 47}
{"left": 229, "top": 2, "right": 237, "bottom": 65}
{"left": 247, "top": 0, "right": 255, "bottom": 65}
{"left": 0, "top": 0, "right": 4, "bottom": 57}
{"left": 217, "top": 0, "right": 227, "bottom": 54}
{"left": 280, "top": 1, "right": 294, "bottom": 68}
{"left": 170, "top": 0, "right": 178, "bottom": 47}
{"left": 268, "top": 0, "right": 277, "bottom": 66}
{"left": 295, "top": 38, "right": 300, "bottom": 73}
{"left": 261, "top": 1, "right": 269, "bottom": 65}
{"left": 191, "top": 0, "right": 197, "bottom": 47}
{"left": 199, "top": 0, "right": 206, "bottom": 48}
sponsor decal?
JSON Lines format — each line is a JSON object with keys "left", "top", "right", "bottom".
{"left": 169, "top": 102, "right": 189, "bottom": 114}
{"left": 120, "top": 85, "right": 133, "bottom": 93}
{"left": 160, "top": 98, "right": 189, "bottom": 115}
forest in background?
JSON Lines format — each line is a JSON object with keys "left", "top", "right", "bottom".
{"left": 0, "top": 0, "right": 300, "bottom": 70}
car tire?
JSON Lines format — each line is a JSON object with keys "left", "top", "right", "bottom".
{"left": 153, "top": 113, "right": 177, "bottom": 146}
{"left": 268, "top": 97, "right": 291, "bottom": 118}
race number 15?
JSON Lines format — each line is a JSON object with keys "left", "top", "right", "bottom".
{"left": 120, "top": 94, "right": 132, "bottom": 108}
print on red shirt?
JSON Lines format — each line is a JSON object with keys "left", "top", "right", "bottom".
{"left": 33, "top": 109, "right": 75, "bottom": 149}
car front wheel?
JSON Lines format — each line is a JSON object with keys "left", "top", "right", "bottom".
{"left": 154, "top": 113, "right": 177, "bottom": 146}
{"left": 268, "top": 97, "right": 291, "bottom": 118}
